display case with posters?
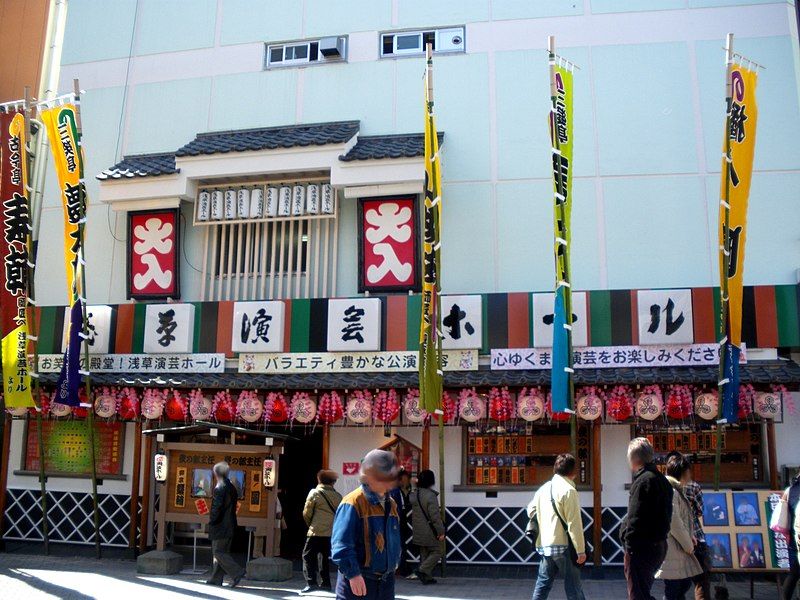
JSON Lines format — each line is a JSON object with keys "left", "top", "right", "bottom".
{"left": 379, "top": 435, "right": 421, "bottom": 478}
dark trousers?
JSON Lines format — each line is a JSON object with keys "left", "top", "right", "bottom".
{"left": 692, "top": 542, "right": 711, "bottom": 600}
{"left": 208, "top": 537, "right": 244, "bottom": 584}
{"left": 335, "top": 572, "right": 395, "bottom": 600}
{"left": 303, "top": 535, "right": 332, "bottom": 588}
{"left": 782, "top": 549, "right": 799, "bottom": 600}
{"left": 664, "top": 578, "right": 693, "bottom": 600}
{"left": 624, "top": 541, "right": 668, "bottom": 600}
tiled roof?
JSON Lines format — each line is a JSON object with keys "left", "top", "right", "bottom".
{"left": 339, "top": 132, "right": 444, "bottom": 162}
{"left": 175, "top": 121, "right": 360, "bottom": 157}
{"left": 39, "top": 361, "right": 800, "bottom": 390}
{"left": 96, "top": 153, "right": 178, "bottom": 180}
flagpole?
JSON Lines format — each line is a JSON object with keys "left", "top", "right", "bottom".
{"left": 72, "top": 79, "right": 101, "bottom": 557}
{"left": 24, "top": 87, "right": 51, "bottom": 554}
{"left": 548, "top": 36, "right": 577, "bottom": 456}
{"left": 714, "top": 33, "right": 734, "bottom": 492}
{"left": 425, "top": 42, "right": 447, "bottom": 577}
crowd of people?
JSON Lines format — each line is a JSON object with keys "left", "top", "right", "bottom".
{"left": 199, "top": 440, "right": 800, "bottom": 600}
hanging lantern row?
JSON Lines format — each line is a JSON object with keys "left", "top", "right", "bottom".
{"left": 4, "top": 383, "right": 791, "bottom": 424}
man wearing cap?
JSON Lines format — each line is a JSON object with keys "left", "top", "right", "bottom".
{"left": 331, "top": 449, "right": 402, "bottom": 599}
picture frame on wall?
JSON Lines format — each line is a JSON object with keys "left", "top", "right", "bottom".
{"left": 706, "top": 533, "right": 733, "bottom": 569}
{"left": 736, "top": 533, "right": 766, "bottom": 568}
{"left": 191, "top": 468, "right": 213, "bottom": 498}
{"left": 732, "top": 492, "right": 761, "bottom": 527}
{"left": 702, "top": 492, "right": 730, "bottom": 527}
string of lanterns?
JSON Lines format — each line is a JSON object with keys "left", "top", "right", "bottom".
{"left": 4, "top": 383, "right": 790, "bottom": 425}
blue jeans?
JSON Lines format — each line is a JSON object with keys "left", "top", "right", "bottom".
{"left": 335, "top": 572, "right": 395, "bottom": 600}
{"left": 532, "top": 554, "right": 585, "bottom": 600}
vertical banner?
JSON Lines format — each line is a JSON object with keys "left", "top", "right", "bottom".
{"left": 418, "top": 56, "right": 443, "bottom": 414}
{"left": 41, "top": 104, "right": 86, "bottom": 406}
{"left": 719, "top": 65, "right": 758, "bottom": 423}
{"left": 549, "top": 60, "right": 575, "bottom": 413}
{"left": 0, "top": 111, "right": 34, "bottom": 408}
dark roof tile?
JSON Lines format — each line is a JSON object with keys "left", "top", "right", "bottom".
{"left": 339, "top": 132, "right": 444, "bottom": 162}
{"left": 175, "top": 121, "right": 360, "bottom": 157}
{"left": 96, "top": 153, "right": 178, "bottom": 180}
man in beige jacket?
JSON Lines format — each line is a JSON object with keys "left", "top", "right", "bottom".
{"left": 301, "top": 470, "right": 343, "bottom": 594}
{"left": 527, "top": 454, "right": 586, "bottom": 600}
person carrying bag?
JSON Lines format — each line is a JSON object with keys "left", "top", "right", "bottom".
{"left": 526, "top": 454, "right": 587, "bottom": 600}
{"left": 410, "top": 470, "right": 445, "bottom": 585}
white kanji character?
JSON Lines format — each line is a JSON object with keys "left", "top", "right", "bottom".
{"left": 133, "top": 217, "right": 173, "bottom": 254}
{"left": 365, "top": 202, "right": 412, "bottom": 244}
{"left": 366, "top": 243, "right": 412, "bottom": 284}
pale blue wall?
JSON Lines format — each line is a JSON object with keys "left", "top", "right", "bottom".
{"left": 134, "top": 0, "right": 217, "bottom": 55}
{"left": 62, "top": 0, "right": 138, "bottom": 64}
{"left": 210, "top": 70, "right": 298, "bottom": 131}
{"left": 304, "top": 0, "right": 391, "bottom": 37}
{"left": 220, "top": 0, "right": 302, "bottom": 46}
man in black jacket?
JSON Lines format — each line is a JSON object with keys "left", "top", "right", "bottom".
{"left": 782, "top": 470, "right": 800, "bottom": 600}
{"left": 207, "top": 461, "right": 245, "bottom": 587}
{"left": 620, "top": 437, "right": 673, "bottom": 600}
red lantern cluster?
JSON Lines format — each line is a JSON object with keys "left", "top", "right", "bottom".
{"left": 605, "top": 385, "right": 634, "bottom": 421}
{"left": 212, "top": 390, "right": 236, "bottom": 423}
{"left": 488, "top": 386, "right": 514, "bottom": 421}
{"left": 738, "top": 383, "right": 755, "bottom": 419}
{"left": 665, "top": 384, "right": 693, "bottom": 420}
{"left": 317, "top": 391, "right": 344, "bottom": 424}
{"left": 373, "top": 389, "right": 400, "bottom": 423}
{"left": 165, "top": 390, "right": 188, "bottom": 422}
{"left": 264, "top": 392, "right": 288, "bottom": 423}
{"left": 431, "top": 391, "right": 457, "bottom": 423}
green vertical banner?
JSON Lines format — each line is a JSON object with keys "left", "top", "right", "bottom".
{"left": 549, "top": 59, "right": 575, "bottom": 413}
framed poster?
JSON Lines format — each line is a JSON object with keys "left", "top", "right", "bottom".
{"left": 24, "top": 420, "right": 124, "bottom": 477}
{"left": 707, "top": 533, "right": 733, "bottom": 568}
{"left": 357, "top": 196, "right": 420, "bottom": 293}
{"left": 127, "top": 208, "right": 180, "bottom": 299}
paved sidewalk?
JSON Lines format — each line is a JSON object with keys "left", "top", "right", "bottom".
{"left": 0, "top": 552, "right": 786, "bottom": 599}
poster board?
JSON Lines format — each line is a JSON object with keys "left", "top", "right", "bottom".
{"left": 24, "top": 420, "right": 124, "bottom": 477}
{"left": 702, "top": 489, "right": 789, "bottom": 571}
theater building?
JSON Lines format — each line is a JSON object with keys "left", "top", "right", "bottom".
{"left": 2, "top": 0, "right": 800, "bottom": 568}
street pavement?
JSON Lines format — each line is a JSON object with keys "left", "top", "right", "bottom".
{"left": 0, "top": 551, "right": 786, "bottom": 599}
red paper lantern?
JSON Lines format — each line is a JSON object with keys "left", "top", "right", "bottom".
{"left": 264, "top": 392, "right": 289, "bottom": 423}
{"left": 165, "top": 391, "right": 187, "bottom": 422}
{"left": 117, "top": 387, "right": 139, "bottom": 420}
{"left": 546, "top": 392, "right": 571, "bottom": 422}
{"left": 213, "top": 390, "right": 235, "bottom": 423}
{"left": 430, "top": 391, "right": 456, "bottom": 423}
{"left": 317, "top": 391, "right": 344, "bottom": 424}
{"left": 606, "top": 385, "right": 634, "bottom": 421}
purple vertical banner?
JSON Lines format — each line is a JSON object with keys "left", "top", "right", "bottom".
{"left": 54, "top": 301, "right": 83, "bottom": 406}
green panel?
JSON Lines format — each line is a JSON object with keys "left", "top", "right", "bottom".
{"left": 406, "top": 294, "right": 422, "bottom": 351}
{"left": 589, "top": 290, "right": 612, "bottom": 346}
{"left": 712, "top": 287, "right": 722, "bottom": 340}
{"left": 290, "top": 299, "right": 311, "bottom": 352}
{"left": 37, "top": 307, "right": 58, "bottom": 354}
{"left": 131, "top": 303, "right": 147, "bottom": 354}
{"left": 775, "top": 285, "right": 800, "bottom": 347}
{"left": 192, "top": 302, "right": 203, "bottom": 353}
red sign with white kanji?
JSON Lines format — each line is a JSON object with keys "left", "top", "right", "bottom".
{"left": 359, "top": 197, "right": 419, "bottom": 293}
{"left": 127, "top": 209, "right": 180, "bottom": 299}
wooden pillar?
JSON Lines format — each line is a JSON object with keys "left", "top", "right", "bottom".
{"left": 139, "top": 433, "right": 153, "bottom": 553}
{"left": 766, "top": 420, "right": 779, "bottom": 490}
{"left": 322, "top": 424, "right": 330, "bottom": 470}
{"left": 592, "top": 419, "right": 603, "bottom": 568}
{"left": 421, "top": 424, "right": 430, "bottom": 470}
{"left": 155, "top": 474, "right": 167, "bottom": 552}
{"left": 128, "top": 421, "right": 143, "bottom": 551}
{"left": 0, "top": 415, "right": 12, "bottom": 540}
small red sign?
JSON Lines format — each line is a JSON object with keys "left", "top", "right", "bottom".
{"left": 195, "top": 498, "right": 210, "bottom": 515}
{"left": 342, "top": 462, "right": 360, "bottom": 476}
{"left": 127, "top": 208, "right": 179, "bottom": 299}
{"left": 359, "top": 197, "right": 419, "bottom": 292}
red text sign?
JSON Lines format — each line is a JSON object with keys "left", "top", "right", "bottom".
{"left": 359, "top": 197, "right": 418, "bottom": 292}
{"left": 128, "top": 209, "right": 179, "bottom": 299}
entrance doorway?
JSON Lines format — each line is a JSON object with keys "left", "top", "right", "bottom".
{"left": 278, "top": 428, "right": 322, "bottom": 559}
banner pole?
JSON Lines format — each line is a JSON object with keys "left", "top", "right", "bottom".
{"left": 548, "top": 36, "right": 577, "bottom": 456}
{"left": 714, "top": 33, "right": 734, "bottom": 492}
{"left": 72, "top": 79, "right": 101, "bottom": 557}
{"left": 23, "top": 86, "right": 51, "bottom": 554}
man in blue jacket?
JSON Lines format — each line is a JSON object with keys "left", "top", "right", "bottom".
{"left": 331, "top": 449, "right": 401, "bottom": 599}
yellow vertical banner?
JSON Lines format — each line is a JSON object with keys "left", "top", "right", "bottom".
{"left": 0, "top": 111, "right": 34, "bottom": 408}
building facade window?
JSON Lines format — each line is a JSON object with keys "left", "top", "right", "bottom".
{"left": 380, "top": 26, "right": 465, "bottom": 57}
{"left": 265, "top": 36, "right": 347, "bottom": 68}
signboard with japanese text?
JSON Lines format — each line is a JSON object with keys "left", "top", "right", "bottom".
{"left": 441, "top": 295, "right": 482, "bottom": 350}
{"left": 532, "top": 292, "right": 588, "bottom": 348}
{"left": 491, "top": 343, "right": 746, "bottom": 370}
{"left": 238, "top": 349, "right": 478, "bottom": 374}
{"left": 127, "top": 209, "right": 180, "bottom": 299}
{"left": 358, "top": 197, "right": 419, "bottom": 293}
{"left": 327, "top": 298, "right": 381, "bottom": 351}
{"left": 143, "top": 303, "right": 195, "bottom": 354}
{"left": 232, "top": 301, "right": 285, "bottom": 353}
{"left": 637, "top": 289, "right": 694, "bottom": 345}
{"left": 37, "top": 353, "right": 224, "bottom": 374}
{"left": 61, "top": 305, "right": 113, "bottom": 354}
{"left": 24, "top": 420, "right": 124, "bottom": 477}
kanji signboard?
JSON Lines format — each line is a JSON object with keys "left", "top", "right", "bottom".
{"left": 232, "top": 301, "right": 286, "bottom": 353}
{"left": 637, "top": 289, "right": 694, "bottom": 345}
{"left": 358, "top": 197, "right": 419, "bottom": 293}
{"left": 61, "top": 305, "right": 113, "bottom": 355}
{"left": 327, "top": 298, "right": 382, "bottom": 352}
{"left": 127, "top": 208, "right": 179, "bottom": 299}
{"left": 37, "top": 353, "right": 224, "bottom": 374}
{"left": 143, "top": 303, "right": 194, "bottom": 354}
{"left": 441, "top": 295, "right": 482, "bottom": 350}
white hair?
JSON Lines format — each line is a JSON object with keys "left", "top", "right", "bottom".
{"left": 213, "top": 461, "right": 230, "bottom": 478}
{"left": 627, "top": 437, "right": 654, "bottom": 465}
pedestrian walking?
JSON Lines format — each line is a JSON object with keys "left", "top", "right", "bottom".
{"left": 301, "top": 469, "right": 343, "bottom": 594}
{"left": 620, "top": 437, "right": 673, "bottom": 600}
{"left": 206, "top": 461, "right": 245, "bottom": 588}
{"left": 782, "top": 469, "right": 800, "bottom": 600}
{"left": 655, "top": 454, "right": 702, "bottom": 600}
{"left": 410, "top": 470, "right": 445, "bottom": 584}
{"left": 678, "top": 458, "right": 711, "bottom": 600}
{"left": 389, "top": 469, "right": 412, "bottom": 576}
{"left": 527, "top": 453, "right": 586, "bottom": 600}
{"left": 331, "top": 449, "right": 402, "bottom": 600}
